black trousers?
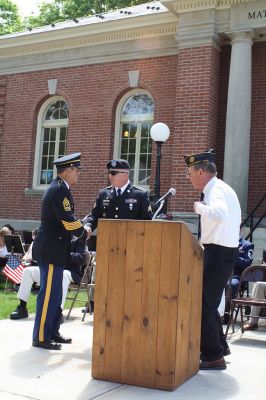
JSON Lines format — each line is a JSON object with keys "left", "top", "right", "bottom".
{"left": 201, "top": 244, "right": 238, "bottom": 361}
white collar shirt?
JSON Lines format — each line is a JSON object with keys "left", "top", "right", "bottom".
{"left": 195, "top": 176, "right": 241, "bottom": 248}
{"left": 115, "top": 180, "right": 130, "bottom": 196}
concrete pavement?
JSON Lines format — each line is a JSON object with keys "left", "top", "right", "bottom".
{"left": 0, "top": 309, "right": 265, "bottom": 400}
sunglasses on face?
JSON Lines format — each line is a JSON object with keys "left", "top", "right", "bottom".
{"left": 108, "top": 171, "right": 128, "bottom": 176}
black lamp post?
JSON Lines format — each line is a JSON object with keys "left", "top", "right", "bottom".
{"left": 150, "top": 122, "right": 170, "bottom": 202}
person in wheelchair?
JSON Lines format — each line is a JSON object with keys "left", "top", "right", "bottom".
{"left": 223, "top": 234, "right": 254, "bottom": 324}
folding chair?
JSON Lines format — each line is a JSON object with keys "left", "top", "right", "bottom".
{"left": 66, "top": 252, "right": 93, "bottom": 320}
{"left": 225, "top": 264, "right": 266, "bottom": 336}
{"left": 81, "top": 252, "right": 96, "bottom": 318}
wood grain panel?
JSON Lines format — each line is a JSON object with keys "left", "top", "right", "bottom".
{"left": 138, "top": 221, "right": 162, "bottom": 387}
{"left": 121, "top": 221, "right": 145, "bottom": 384}
{"left": 155, "top": 222, "right": 181, "bottom": 390}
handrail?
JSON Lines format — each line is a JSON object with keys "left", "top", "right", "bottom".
{"left": 241, "top": 193, "right": 266, "bottom": 242}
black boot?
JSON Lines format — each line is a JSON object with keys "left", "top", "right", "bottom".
{"left": 10, "top": 305, "right": 29, "bottom": 320}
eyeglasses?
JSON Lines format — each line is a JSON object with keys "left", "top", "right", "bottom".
{"left": 108, "top": 171, "right": 128, "bottom": 176}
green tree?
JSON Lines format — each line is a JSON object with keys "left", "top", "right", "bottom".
{"left": 0, "top": 0, "right": 23, "bottom": 35}
{"left": 26, "top": 0, "right": 145, "bottom": 29}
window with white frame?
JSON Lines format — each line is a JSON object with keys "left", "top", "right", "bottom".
{"left": 115, "top": 91, "right": 154, "bottom": 189}
{"left": 33, "top": 97, "right": 68, "bottom": 188}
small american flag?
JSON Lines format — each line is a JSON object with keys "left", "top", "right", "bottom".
{"left": 2, "top": 255, "right": 25, "bottom": 284}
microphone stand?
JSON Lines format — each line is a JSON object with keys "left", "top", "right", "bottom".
{"left": 152, "top": 200, "right": 165, "bottom": 220}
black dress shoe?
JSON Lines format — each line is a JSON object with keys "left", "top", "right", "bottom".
{"left": 200, "top": 357, "right": 226, "bottom": 370}
{"left": 10, "top": 306, "right": 29, "bottom": 320}
{"left": 32, "top": 341, "right": 62, "bottom": 350}
{"left": 51, "top": 332, "right": 72, "bottom": 344}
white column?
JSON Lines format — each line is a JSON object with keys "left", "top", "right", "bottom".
{"left": 223, "top": 30, "right": 254, "bottom": 216}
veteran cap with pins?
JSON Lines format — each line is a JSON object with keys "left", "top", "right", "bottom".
{"left": 184, "top": 149, "right": 216, "bottom": 168}
{"left": 106, "top": 159, "right": 130, "bottom": 170}
{"left": 53, "top": 152, "right": 82, "bottom": 169}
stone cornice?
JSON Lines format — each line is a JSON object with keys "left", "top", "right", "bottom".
{"left": 162, "top": 0, "right": 257, "bottom": 12}
{"left": 0, "top": 23, "right": 177, "bottom": 59}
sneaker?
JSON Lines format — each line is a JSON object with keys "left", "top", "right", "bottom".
{"left": 10, "top": 305, "right": 29, "bottom": 320}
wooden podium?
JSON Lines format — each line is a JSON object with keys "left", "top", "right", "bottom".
{"left": 92, "top": 220, "right": 203, "bottom": 391}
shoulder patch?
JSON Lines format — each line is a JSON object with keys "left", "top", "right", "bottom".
{"left": 63, "top": 197, "right": 71, "bottom": 212}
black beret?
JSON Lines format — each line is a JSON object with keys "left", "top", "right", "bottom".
{"left": 53, "top": 152, "right": 82, "bottom": 169}
{"left": 184, "top": 149, "right": 216, "bottom": 167}
{"left": 106, "top": 159, "right": 130, "bottom": 170}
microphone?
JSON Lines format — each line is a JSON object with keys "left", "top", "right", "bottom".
{"left": 154, "top": 188, "right": 176, "bottom": 206}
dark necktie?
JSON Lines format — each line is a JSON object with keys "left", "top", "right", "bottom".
{"left": 197, "top": 192, "right": 205, "bottom": 239}
{"left": 117, "top": 188, "right": 122, "bottom": 197}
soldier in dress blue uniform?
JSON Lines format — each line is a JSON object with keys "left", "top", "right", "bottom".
{"left": 223, "top": 235, "right": 254, "bottom": 323}
{"left": 230, "top": 235, "right": 254, "bottom": 298}
{"left": 83, "top": 159, "right": 153, "bottom": 235}
{"left": 32, "top": 152, "right": 89, "bottom": 350}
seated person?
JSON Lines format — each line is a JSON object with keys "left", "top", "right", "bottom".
{"left": 10, "top": 234, "right": 89, "bottom": 320}
{"left": 21, "top": 228, "right": 39, "bottom": 266}
{"left": 2, "top": 224, "right": 15, "bottom": 234}
{"left": 0, "top": 227, "right": 12, "bottom": 258}
{"left": 223, "top": 234, "right": 254, "bottom": 323}
{"left": 230, "top": 235, "right": 254, "bottom": 298}
{"left": 243, "top": 280, "right": 266, "bottom": 331}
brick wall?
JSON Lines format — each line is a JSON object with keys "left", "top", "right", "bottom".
{"left": 0, "top": 56, "right": 177, "bottom": 220}
{"left": 0, "top": 42, "right": 265, "bottom": 223}
{"left": 169, "top": 45, "right": 221, "bottom": 212}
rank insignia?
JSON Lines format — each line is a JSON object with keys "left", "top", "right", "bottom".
{"left": 63, "top": 197, "right": 71, "bottom": 211}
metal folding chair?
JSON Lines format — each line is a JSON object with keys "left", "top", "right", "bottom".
{"left": 225, "top": 264, "right": 266, "bottom": 336}
{"left": 66, "top": 252, "right": 93, "bottom": 320}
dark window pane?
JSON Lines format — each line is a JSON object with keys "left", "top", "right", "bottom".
{"left": 128, "top": 155, "right": 135, "bottom": 168}
{"left": 59, "top": 141, "right": 66, "bottom": 155}
{"left": 53, "top": 109, "right": 60, "bottom": 119}
{"left": 129, "top": 170, "right": 134, "bottom": 182}
{"left": 121, "top": 139, "right": 128, "bottom": 154}
{"left": 60, "top": 127, "right": 67, "bottom": 141}
{"left": 42, "top": 142, "right": 48, "bottom": 156}
{"left": 140, "top": 154, "right": 147, "bottom": 169}
{"left": 141, "top": 123, "right": 149, "bottom": 138}
{"left": 48, "top": 157, "right": 54, "bottom": 169}
{"left": 43, "top": 128, "right": 49, "bottom": 141}
{"left": 50, "top": 128, "right": 56, "bottom": 141}
{"left": 129, "top": 139, "right": 136, "bottom": 153}
{"left": 41, "top": 157, "right": 48, "bottom": 169}
{"left": 49, "top": 142, "right": 55, "bottom": 156}
{"left": 129, "top": 123, "right": 137, "bottom": 138}
{"left": 140, "top": 139, "right": 148, "bottom": 153}
{"left": 60, "top": 109, "right": 68, "bottom": 119}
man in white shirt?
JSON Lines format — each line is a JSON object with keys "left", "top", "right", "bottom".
{"left": 185, "top": 149, "right": 241, "bottom": 370}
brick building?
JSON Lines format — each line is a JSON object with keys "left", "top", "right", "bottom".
{"left": 0, "top": 0, "right": 265, "bottom": 231}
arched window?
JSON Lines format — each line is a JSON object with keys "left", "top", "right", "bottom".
{"left": 33, "top": 97, "right": 69, "bottom": 188}
{"left": 114, "top": 91, "right": 154, "bottom": 189}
